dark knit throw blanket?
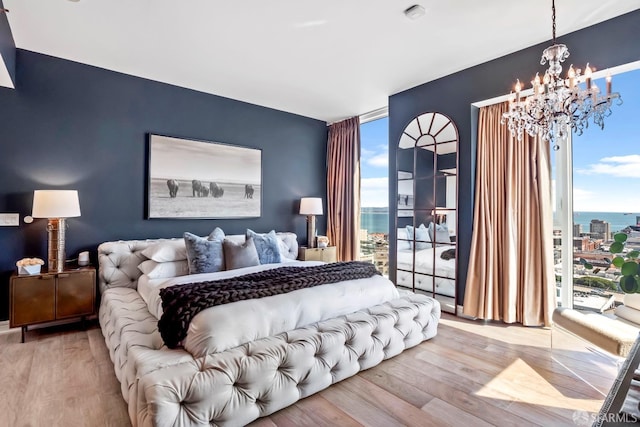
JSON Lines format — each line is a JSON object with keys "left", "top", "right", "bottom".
{"left": 158, "top": 261, "right": 381, "bottom": 348}
{"left": 440, "top": 248, "right": 456, "bottom": 260}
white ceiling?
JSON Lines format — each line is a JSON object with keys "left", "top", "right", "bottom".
{"left": 4, "top": 0, "right": 640, "bottom": 122}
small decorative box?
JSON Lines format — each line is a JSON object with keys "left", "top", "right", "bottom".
{"left": 18, "top": 264, "right": 41, "bottom": 275}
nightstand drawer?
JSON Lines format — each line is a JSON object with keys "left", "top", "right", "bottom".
{"left": 56, "top": 270, "right": 95, "bottom": 319}
{"left": 298, "top": 246, "right": 337, "bottom": 263}
{"left": 10, "top": 275, "right": 55, "bottom": 327}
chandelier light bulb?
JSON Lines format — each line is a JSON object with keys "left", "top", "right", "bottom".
{"left": 567, "top": 65, "right": 576, "bottom": 88}
{"left": 584, "top": 63, "right": 592, "bottom": 88}
{"left": 543, "top": 72, "right": 550, "bottom": 94}
{"left": 533, "top": 72, "right": 541, "bottom": 87}
{"left": 584, "top": 63, "right": 592, "bottom": 76}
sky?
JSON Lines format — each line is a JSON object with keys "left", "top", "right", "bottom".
{"left": 150, "top": 135, "right": 261, "bottom": 184}
{"left": 360, "top": 67, "right": 640, "bottom": 211}
{"left": 360, "top": 117, "right": 390, "bottom": 207}
{"left": 567, "top": 67, "right": 640, "bottom": 212}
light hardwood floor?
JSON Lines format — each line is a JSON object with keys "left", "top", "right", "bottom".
{"left": 0, "top": 314, "right": 619, "bottom": 427}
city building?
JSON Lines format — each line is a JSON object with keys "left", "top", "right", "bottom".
{"left": 573, "top": 236, "right": 598, "bottom": 252}
{"left": 590, "top": 219, "right": 611, "bottom": 241}
{"left": 573, "top": 223, "right": 582, "bottom": 237}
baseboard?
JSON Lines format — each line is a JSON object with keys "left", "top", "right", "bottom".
{"left": 0, "top": 320, "right": 17, "bottom": 335}
{"left": 456, "top": 305, "right": 476, "bottom": 319}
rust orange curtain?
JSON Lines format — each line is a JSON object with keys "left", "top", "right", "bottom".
{"left": 463, "top": 102, "right": 555, "bottom": 326}
{"left": 327, "top": 117, "right": 361, "bottom": 261}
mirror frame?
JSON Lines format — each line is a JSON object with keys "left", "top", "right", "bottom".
{"left": 394, "top": 112, "right": 459, "bottom": 314}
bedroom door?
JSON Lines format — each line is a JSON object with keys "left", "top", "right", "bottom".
{"left": 395, "top": 112, "right": 459, "bottom": 314}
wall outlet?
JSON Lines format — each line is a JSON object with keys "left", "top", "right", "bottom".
{"left": 0, "top": 213, "right": 19, "bottom": 226}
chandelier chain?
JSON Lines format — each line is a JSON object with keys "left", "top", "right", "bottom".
{"left": 552, "top": 0, "right": 556, "bottom": 43}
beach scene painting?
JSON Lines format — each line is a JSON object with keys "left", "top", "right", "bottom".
{"left": 147, "top": 134, "right": 261, "bottom": 219}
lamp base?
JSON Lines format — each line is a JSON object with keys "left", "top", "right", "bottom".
{"left": 47, "top": 218, "right": 67, "bottom": 272}
{"left": 306, "top": 215, "right": 317, "bottom": 248}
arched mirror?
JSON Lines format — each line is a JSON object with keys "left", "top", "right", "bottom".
{"left": 395, "top": 112, "right": 458, "bottom": 314}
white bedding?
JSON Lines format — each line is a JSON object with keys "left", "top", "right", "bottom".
{"left": 397, "top": 245, "right": 456, "bottom": 278}
{"left": 138, "top": 261, "right": 401, "bottom": 357}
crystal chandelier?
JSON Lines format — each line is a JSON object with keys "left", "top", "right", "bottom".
{"left": 501, "top": 0, "right": 622, "bottom": 148}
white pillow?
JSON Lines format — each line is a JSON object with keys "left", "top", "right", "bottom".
{"left": 406, "top": 224, "right": 430, "bottom": 250}
{"left": 277, "top": 237, "right": 292, "bottom": 260}
{"left": 429, "top": 222, "right": 451, "bottom": 245}
{"left": 397, "top": 228, "right": 411, "bottom": 251}
{"left": 141, "top": 239, "right": 187, "bottom": 262}
{"left": 138, "top": 259, "right": 189, "bottom": 279}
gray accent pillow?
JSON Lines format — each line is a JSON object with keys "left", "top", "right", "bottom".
{"left": 184, "top": 228, "right": 225, "bottom": 274}
{"left": 429, "top": 222, "right": 451, "bottom": 246}
{"left": 406, "top": 224, "right": 430, "bottom": 250}
{"left": 246, "top": 229, "right": 282, "bottom": 264}
{"left": 223, "top": 237, "right": 261, "bottom": 270}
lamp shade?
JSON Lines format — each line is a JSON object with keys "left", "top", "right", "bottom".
{"left": 299, "top": 197, "right": 323, "bottom": 215}
{"left": 32, "top": 190, "right": 81, "bottom": 218}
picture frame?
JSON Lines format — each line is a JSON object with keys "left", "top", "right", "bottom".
{"left": 147, "top": 134, "right": 262, "bottom": 219}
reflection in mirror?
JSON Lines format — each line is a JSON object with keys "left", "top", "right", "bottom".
{"left": 397, "top": 171, "right": 413, "bottom": 210}
{"left": 395, "top": 112, "right": 458, "bottom": 314}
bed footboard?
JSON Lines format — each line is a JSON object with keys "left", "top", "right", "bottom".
{"left": 100, "top": 289, "right": 440, "bottom": 427}
{"left": 100, "top": 288, "right": 440, "bottom": 427}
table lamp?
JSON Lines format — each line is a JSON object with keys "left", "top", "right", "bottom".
{"left": 32, "top": 190, "right": 81, "bottom": 272}
{"left": 299, "top": 197, "right": 323, "bottom": 248}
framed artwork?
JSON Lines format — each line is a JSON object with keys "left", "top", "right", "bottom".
{"left": 147, "top": 134, "right": 262, "bottom": 219}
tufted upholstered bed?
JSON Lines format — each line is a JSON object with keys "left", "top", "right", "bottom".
{"left": 97, "top": 232, "right": 441, "bottom": 426}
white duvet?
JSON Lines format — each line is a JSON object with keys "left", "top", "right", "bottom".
{"left": 396, "top": 245, "right": 456, "bottom": 278}
{"left": 138, "top": 261, "right": 400, "bottom": 357}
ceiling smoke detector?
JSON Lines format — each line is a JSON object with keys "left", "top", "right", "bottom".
{"left": 404, "top": 5, "right": 425, "bottom": 20}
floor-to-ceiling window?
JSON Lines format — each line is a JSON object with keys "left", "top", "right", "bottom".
{"left": 554, "top": 65, "right": 640, "bottom": 310}
{"left": 359, "top": 110, "right": 389, "bottom": 275}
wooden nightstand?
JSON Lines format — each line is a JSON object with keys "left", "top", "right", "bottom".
{"left": 298, "top": 246, "right": 337, "bottom": 263}
{"left": 10, "top": 267, "right": 96, "bottom": 342}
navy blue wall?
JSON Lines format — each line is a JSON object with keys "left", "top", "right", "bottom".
{"left": 389, "top": 10, "right": 640, "bottom": 306}
{"left": 0, "top": 50, "right": 328, "bottom": 320}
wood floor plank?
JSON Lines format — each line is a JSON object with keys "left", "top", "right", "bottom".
{"left": 99, "top": 391, "right": 132, "bottom": 427}
{"left": 436, "top": 320, "right": 617, "bottom": 398}
{"left": 262, "top": 394, "right": 360, "bottom": 427}
{"left": 248, "top": 417, "right": 279, "bottom": 427}
{"left": 319, "top": 379, "right": 411, "bottom": 427}
{"left": 0, "top": 334, "right": 35, "bottom": 427}
{"left": 17, "top": 397, "right": 65, "bottom": 427}
{"left": 416, "top": 334, "right": 611, "bottom": 400}
{"left": 293, "top": 394, "right": 361, "bottom": 427}
{"left": 264, "top": 401, "right": 321, "bottom": 427}
{"left": 358, "top": 361, "right": 435, "bottom": 408}
{"left": 20, "top": 335, "right": 65, "bottom": 406}
{"left": 337, "top": 375, "right": 436, "bottom": 426}
{"left": 442, "top": 321, "right": 618, "bottom": 383}
{"left": 421, "top": 398, "right": 496, "bottom": 427}
{"left": 380, "top": 357, "right": 536, "bottom": 426}
{"left": 390, "top": 348, "right": 574, "bottom": 426}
